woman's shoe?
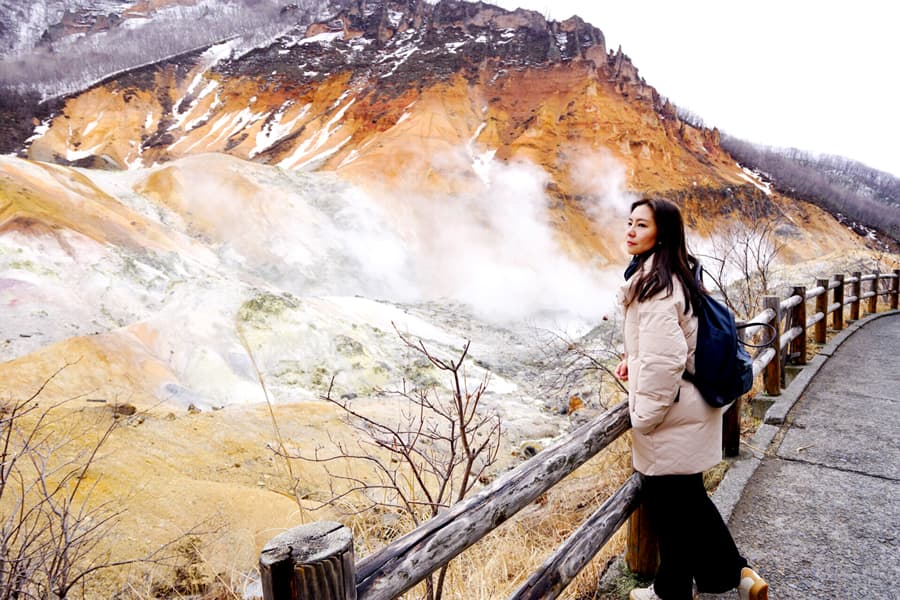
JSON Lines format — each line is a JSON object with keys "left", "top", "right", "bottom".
{"left": 629, "top": 585, "right": 662, "bottom": 600}
{"left": 738, "top": 567, "right": 769, "bottom": 600}
{"left": 629, "top": 584, "right": 697, "bottom": 600}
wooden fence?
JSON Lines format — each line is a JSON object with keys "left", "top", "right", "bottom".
{"left": 260, "top": 269, "right": 900, "bottom": 600}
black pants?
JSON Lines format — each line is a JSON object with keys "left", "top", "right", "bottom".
{"left": 642, "top": 473, "right": 747, "bottom": 599}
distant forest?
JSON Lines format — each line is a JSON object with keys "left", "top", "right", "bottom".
{"left": 0, "top": 0, "right": 332, "bottom": 100}
{"left": 721, "top": 135, "right": 900, "bottom": 242}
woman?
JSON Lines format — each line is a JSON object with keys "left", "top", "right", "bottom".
{"left": 615, "top": 198, "right": 768, "bottom": 600}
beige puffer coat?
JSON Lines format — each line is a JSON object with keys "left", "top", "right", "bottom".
{"left": 618, "top": 259, "right": 724, "bottom": 476}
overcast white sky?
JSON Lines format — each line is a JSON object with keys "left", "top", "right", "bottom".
{"left": 484, "top": 0, "right": 899, "bottom": 177}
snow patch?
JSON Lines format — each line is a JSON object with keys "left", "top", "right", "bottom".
{"left": 82, "top": 115, "right": 102, "bottom": 137}
{"left": 24, "top": 118, "right": 52, "bottom": 145}
{"left": 337, "top": 150, "right": 359, "bottom": 169}
{"left": 199, "top": 38, "right": 241, "bottom": 67}
{"left": 178, "top": 107, "right": 265, "bottom": 153}
{"left": 66, "top": 144, "right": 105, "bottom": 162}
{"left": 277, "top": 99, "right": 356, "bottom": 170}
{"left": 379, "top": 36, "right": 419, "bottom": 78}
{"left": 124, "top": 154, "right": 144, "bottom": 170}
{"left": 294, "top": 137, "right": 350, "bottom": 171}
{"left": 186, "top": 73, "right": 204, "bottom": 96}
{"left": 349, "top": 37, "right": 372, "bottom": 52}
{"left": 471, "top": 122, "right": 487, "bottom": 143}
{"left": 250, "top": 103, "right": 310, "bottom": 159}
{"left": 468, "top": 122, "right": 492, "bottom": 183}
{"left": 387, "top": 10, "right": 405, "bottom": 27}
{"left": 169, "top": 80, "right": 219, "bottom": 132}
{"left": 196, "top": 80, "right": 218, "bottom": 101}
{"left": 298, "top": 31, "right": 343, "bottom": 46}
{"left": 121, "top": 16, "right": 151, "bottom": 29}
{"left": 330, "top": 90, "right": 352, "bottom": 110}
{"left": 737, "top": 165, "right": 772, "bottom": 195}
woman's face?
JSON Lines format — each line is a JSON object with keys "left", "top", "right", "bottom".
{"left": 626, "top": 204, "right": 658, "bottom": 255}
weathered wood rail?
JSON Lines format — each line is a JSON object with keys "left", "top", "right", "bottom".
{"left": 261, "top": 269, "right": 900, "bottom": 600}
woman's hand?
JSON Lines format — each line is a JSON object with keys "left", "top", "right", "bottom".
{"left": 614, "top": 358, "right": 629, "bottom": 381}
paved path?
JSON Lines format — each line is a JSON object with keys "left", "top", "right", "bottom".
{"left": 706, "top": 312, "right": 899, "bottom": 599}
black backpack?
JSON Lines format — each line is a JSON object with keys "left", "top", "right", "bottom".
{"left": 682, "top": 264, "right": 772, "bottom": 408}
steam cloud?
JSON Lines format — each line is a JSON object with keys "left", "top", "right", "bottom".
{"left": 131, "top": 149, "right": 633, "bottom": 331}
{"left": 282, "top": 150, "right": 631, "bottom": 329}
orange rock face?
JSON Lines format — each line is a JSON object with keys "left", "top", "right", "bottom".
{"left": 25, "top": 51, "right": 861, "bottom": 266}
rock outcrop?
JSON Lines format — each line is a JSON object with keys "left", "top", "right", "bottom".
{"left": 15, "top": 1, "right": 745, "bottom": 209}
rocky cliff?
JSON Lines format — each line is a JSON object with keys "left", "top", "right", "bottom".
{"left": 12, "top": 1, "right": 863, "bottom": 258}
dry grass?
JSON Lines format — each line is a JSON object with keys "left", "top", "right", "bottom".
{"left": 326, "top": 433, "right": 635, "bottom": 600}
{"left": 443, "top": 437, "right": 634, "bottom": 600}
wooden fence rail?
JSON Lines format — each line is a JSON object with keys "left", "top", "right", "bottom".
{"left": 261, "top": 268, "right": 900, "bottom": 600}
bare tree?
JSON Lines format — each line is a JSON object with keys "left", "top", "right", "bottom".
{"left": 533, "top": 321, "right": 626, "bottom": 414}
{"left": 276, "top": 327, "right": 502, "bottom": 600}
{"left": 676, "top": 106, "right": 706, "bottom": 129}
{"left": 0, "top": 365, "right": 190, "bottom": 599}
{"left": 697, "top": 212, "right": 785, "bottom": 319}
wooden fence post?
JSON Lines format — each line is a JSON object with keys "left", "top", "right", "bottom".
{"left": 832, "top": 274, "right": 844, "bottom": 330}
{"left": 763, "top": 295, "right": 782, "bottom": 394}
{"left": 867, "top": 271, "right": 879, "bottom": 314}
{"left": 850, "top": 272, "right": 861, "bottom": 321}
{"left": 260, "top": 522, "right": 356, "bottom": 600}
{"left": 722, "top": 400, "right": 741, "bottom": 457}
{"left": 721, "top": 326, "right": 744, "bottom": 457}
{"left": 815, "top": 278, "right": 828, "bottom": 343}
{"left": 790, "top": 286, "right": 807, "bottom": 365}
{"left": 625, "top": 492, "right": 658, "bottom": 578}
{"left": 892, "top": 270, "right": 900, "bottom": 310}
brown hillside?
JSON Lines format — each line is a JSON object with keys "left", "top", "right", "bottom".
{"left": 22, "top": 5, "right": 874, "bottom": 267}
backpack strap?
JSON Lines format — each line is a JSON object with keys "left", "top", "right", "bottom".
{"left": 692, "top": 258, "right": 777, "bottom": 349}
{"left": 679, "top": 257, "right": 704, "bottom": 402}
{"left": 736, "top": 322, "right": 777, "bottom": 348}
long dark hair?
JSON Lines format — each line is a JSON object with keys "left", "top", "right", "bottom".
{"left": 629, "top": 197, "right": 701, "bottom": 314}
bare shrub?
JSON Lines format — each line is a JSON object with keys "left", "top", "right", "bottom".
{"left": 697, "top": 208, "right": 785, "bottom": 319}
{"left": 0, "top": 365, "right": 191, "bottom": 599}
{"left": 534, "top": 319, "right": 627, "bottom": 414}
{"left": 274, "top": 327, "right": 502, "bottom": 600}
